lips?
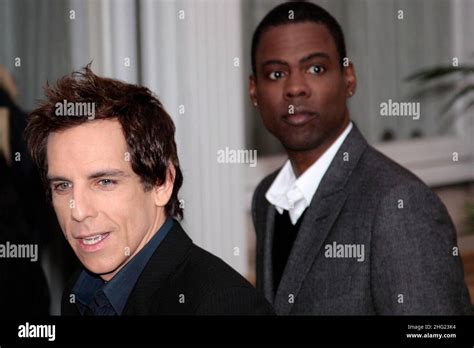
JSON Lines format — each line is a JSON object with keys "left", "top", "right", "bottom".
{"left": 75, "top": 232, "right": 111, "bottom": 252}
{"left": 81, "top": 233, "right": 109, "bottom": 245}
{"left": 283, "top": 110, "right": 317, "bottom": 126}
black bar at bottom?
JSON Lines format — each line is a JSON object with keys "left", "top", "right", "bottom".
{"left": 0, "top": 316, "right": 473, "bottom": 345}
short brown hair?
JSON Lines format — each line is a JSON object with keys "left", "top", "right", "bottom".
{"left": 24, "top": 65, "right": 183, "bottom": 219}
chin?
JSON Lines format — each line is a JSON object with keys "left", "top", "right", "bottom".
{"left": 282, "top": 136, "right": 325, "bottom": 152}
{"left": 79, "top": 256, "right": 123, "bottom": 278}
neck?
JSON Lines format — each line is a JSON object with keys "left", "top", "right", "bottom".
{"left": 288, "top": 118, "right": 349, "bottom": 177}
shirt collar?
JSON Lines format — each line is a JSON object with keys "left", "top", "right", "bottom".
{"left": 72, "top": 270, "right": 104, "bottom": 314}
{"left": 266, "top": 122, "right": 353, "bottom": 224}
{"left": 72, "top": 217, "right": 174, "bottom": 315}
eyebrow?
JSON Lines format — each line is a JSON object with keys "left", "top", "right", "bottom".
{"left": 47, "top": 169, "right": 130, "bottom": 183}
{"left": 300, "top": 52, "right": 330, "bottom": 64}
{"left": 261, "top": 52, "right": 330, "bottom": 69}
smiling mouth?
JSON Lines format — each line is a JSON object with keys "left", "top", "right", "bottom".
{"left": 81, "top": 233, "right": 109, "bottom": 245}
{"left": 77, "top": 232, "right": 110, "bottom": 248}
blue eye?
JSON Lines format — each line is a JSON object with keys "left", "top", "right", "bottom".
{"left": 97, "top": 179, "right": 118, "bottom": 189}
{"left": 98, "top": 179, "right": 116, "bottom": 187}
{"left": 54, "top": 182, "right": 72, "bottom": 192}
{"left": 268, "top": 71, "right": 286, "bottom": 80}
{"left": 307, "top": 65, "right": 325, "bottom": 74}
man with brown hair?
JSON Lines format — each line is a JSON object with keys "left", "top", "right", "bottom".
{"left": 25, "top": 66, "right": 273, "bottom": 315}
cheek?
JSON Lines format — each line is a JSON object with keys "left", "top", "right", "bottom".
{"left": 324, "top": 77, "right": 346, "bottom": 102}
{"left": 257, "top": 81, "right": 280, "bottom": 102}
{"left": 257, "top": 86, "right": 283, "bottom": 126}
{"left": 108, "top": 188, "right": 155, "bottom": 242}
{"left": 315, "top": 83, "right": 346, "bottom": 114}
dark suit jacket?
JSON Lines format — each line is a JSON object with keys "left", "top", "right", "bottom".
{"left": 62, "top": 222, "right": 274, "bottom": 315}
{"left": 252, "top": 124, "right": 472, "bottom": 315}
{"left": 0, "top": 153, "right": 50, "bottom": 316}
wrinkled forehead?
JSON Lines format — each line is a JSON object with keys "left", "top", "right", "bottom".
{"left": 46, "top": 119, "right": 130, "bottom": 177}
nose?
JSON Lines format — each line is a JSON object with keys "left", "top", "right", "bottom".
{"left": 284, "top": 72, "right": 311, "bottom": 99}
{"left": 70, "top": 186, "right": 97, "bottom": 222}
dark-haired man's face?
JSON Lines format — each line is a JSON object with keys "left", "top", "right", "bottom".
{"left": 46, "top": 119, "right": 173, "bottom": 281}
{"left": 250, "top": 22, "right": 356, "bottom": 156}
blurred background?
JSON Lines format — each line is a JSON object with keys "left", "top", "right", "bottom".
{"left": 0, "top": 0, "right": 473, "bottom": 315}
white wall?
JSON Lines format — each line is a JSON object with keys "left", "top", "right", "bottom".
{"left": 69, "top": 0, "right": 250, "bottom": 276}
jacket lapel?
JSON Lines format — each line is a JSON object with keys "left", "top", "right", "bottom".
{"left": 273, "top": 124, "right": 368, "bottom": 314}
{"left": 262, "top": 206, "right": 276, "bottom": 304}
{"left": 122, "top": 221, "right": 192, "bottom": 315}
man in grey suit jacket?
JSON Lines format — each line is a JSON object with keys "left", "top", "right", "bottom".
{"left": 249, "top": 2, "right": 472, "bottom": 315}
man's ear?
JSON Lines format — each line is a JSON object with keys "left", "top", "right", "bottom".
{"left": 249, "top": 75, "right": 258, "bottom": 107}
{"left": 344, "top": 62, "right": 357, "bottom": 98}
{"left": 153, "top": 163, "right": 175, "bottom": 207}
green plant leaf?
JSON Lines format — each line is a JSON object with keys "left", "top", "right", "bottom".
{"left": 405, "top": 66, "right": 474, "bottom": 82}
{"left": 441, "top": 84, "right": 474, "bottom": 114}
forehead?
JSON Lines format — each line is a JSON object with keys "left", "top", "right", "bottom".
{"left": 46, "top": 119, "right": 129, "bottom": 174}
{"left": 256, "top": 22, "right": 338, "bottom": 64}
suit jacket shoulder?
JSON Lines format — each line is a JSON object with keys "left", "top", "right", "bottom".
{"left": 251, "top": 124, "right": 472, "bottom": 315}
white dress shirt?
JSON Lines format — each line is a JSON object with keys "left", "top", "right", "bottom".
{"left": 266, "top": 122, "right": 353, "bottom": 225}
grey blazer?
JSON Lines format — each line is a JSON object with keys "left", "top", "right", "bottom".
{"left": 252, "top": 124, "right": 472, "bottom": 315}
